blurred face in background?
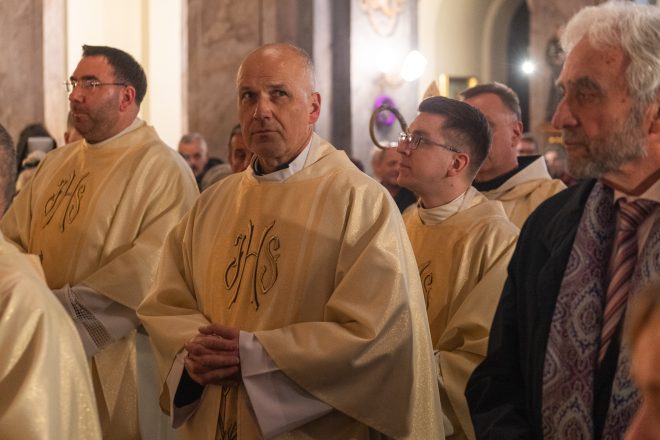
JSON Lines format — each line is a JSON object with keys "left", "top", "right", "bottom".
{"left": 178, "top": 140, "right": 208, "bottom": 177}
{"left": 379, "top": 148, "right": 402, "bottom": 187}
{"left": 228, "top": 132, "right": 253, "bottom": 173}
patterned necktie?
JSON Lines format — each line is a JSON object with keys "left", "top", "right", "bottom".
{"left": 599, "top": 199, "right": 658, "bottom": 363}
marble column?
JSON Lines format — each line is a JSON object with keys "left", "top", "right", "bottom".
{"left": 0, "top": 0, "right": 64, "bottom": 145}
{"left": 0, "top": 0, "right": 66, "bottom": 146}
{"left": 186, "top": 0, "right": 314, "bottom": 160}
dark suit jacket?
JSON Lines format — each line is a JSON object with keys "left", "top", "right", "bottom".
{"left": 466, "top": 180, "right": 596, "bottom": 439}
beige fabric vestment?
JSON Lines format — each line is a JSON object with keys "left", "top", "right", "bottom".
{"left": 139, "top": 134, "right": 444, "bottom": 440}
{"left": 480, "top": 156, "right": 565, "bottom": 227}
{"left": 0, "top": 232, "right": 101, "bottom": 440}
{"left": 404, "top": 192, "right": 518, "bottom": 440}
{"left": 1, "top": 121, "right": 198, "bottom": 439}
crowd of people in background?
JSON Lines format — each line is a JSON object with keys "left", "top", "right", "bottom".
{"left": 0, "top": 2, "right": 659, "bottom": 439}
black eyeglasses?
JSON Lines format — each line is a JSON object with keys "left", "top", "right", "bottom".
{"left": 65, "top": 79, "right": 127, "bottom": 93}
{"left": 398, "top": 132, "right": 462, "bottom": 153}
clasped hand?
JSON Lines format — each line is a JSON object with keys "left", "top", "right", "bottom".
{"left": 184, "top": 324, "right": 241, "bottom": 387}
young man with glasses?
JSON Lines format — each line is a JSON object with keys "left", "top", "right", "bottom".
{"left": 397, "top": 96, "right": 519, "bottom": 439}
{"left": 1, "top": 45, "right": 198, "bottom": 439}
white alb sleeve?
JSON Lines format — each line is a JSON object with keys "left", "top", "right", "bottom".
{"left": 240, "top": 331, "right": 333, "bottom": 439}
{"left": 52, "top": 284, "right": 141, "bottom": 357}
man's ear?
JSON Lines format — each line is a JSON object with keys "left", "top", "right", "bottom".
{"left": 447, "top": 153, "right": 470, "bottom": 177}
{"left": 119, "top": 85, "right": 137, "bottom": 112}
{"left": 511, "top": 119, "right": 523, "bottom": 149}
{"left": 308, "top": 92, "right": 321, "bottom": 124}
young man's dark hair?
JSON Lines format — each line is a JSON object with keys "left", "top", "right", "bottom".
{"left": 418, "top": 96, "right": 492, "bottom": 177}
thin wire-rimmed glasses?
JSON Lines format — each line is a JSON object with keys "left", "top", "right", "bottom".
{"left": 398, "top": 132, "right": 462, "bottom": 153}
{"left": 64, "top": 79, "right": 127, "bottom": 93}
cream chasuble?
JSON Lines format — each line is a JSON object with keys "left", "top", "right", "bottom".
{"left": 0, "top": 232, "right": 101, "bottom": 440}
{"left": 481, "top": 157, "right": 565, "bottom": 228}
{"left": 404, "top": 192, "right": 518, "bottom": 440}
{"left": 139, "top": 134, "right": 444, "bottom": 440}
{"left": 1, "top": 122, "right": 198, "bottom": 439}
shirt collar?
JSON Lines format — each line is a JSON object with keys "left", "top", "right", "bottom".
{"left": 251, "top": 139, "right": 313, "bottom": 182}
{"left": 417, "top": 186, "right": 478, "bottom": 225}
{"left": 613, "top": 176, "right": 660, "bottom": 204}
{"left": 473, "top": 155, "right": 539, "bottom": 192}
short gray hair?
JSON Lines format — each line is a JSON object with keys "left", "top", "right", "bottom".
{"left": 562, "top": 1, "right": 660, "bottom": 107}
{"left": 178, "top": 132, "right": 207, "bottom": 151}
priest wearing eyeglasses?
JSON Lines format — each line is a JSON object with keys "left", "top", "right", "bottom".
{"left": 397, "top": 96, "right": 519, "bottom": 439}
{"left": 1, "top": 45, "right": 198, "bottom": 439}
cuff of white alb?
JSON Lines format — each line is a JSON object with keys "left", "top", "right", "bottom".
{"left": 167, "top": 350, "right": 202, "bottom": 428}
{"left": 240, "top": 331, "right": 333, "bottom": 439}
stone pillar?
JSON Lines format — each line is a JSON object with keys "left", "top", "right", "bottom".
{"left": 0, "top": 0, "right": 67, "bottom": 146}
{"left": 186, "top": 0, "right": 314, "bottom": 160}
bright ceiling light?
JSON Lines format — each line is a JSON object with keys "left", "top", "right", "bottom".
{"left": 521, "top": 60, "right": 535, "bottom": 75}
{"left": 400, "top": 50, "right": 427, "bottom": 82}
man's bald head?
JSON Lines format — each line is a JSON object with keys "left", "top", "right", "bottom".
{"left": 238, "top": 43, "right": 316, "bottom": 92}
{"left": 236, "top": 43, "right": 321, "bottom": 173}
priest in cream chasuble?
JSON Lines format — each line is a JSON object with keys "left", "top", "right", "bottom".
{"left": 1, "top": 45, "right": 198, "bottom": 439}
{"left": 0, "top": 232, "right": 102, "bottom": 440}
{"left": 139, "top": 135, "right": 443, "bottom": 439}
{"left": 1, "top": 122, "right": 197, "bottom": 438}
{"left": 397, "top": 96, "right": 519, "bottom": 439}
{"left": 460, "top": 83, "right": 565, "bottom": 229}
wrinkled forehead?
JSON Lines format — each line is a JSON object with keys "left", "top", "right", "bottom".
{"left": 236, "top": 48, "right": 313, "bottom": 90}
{"left": 560, "top": 38, "right": 628, "bottom": 87}
{"left": 72, "top": 55, "right": 114, "bottom": 79}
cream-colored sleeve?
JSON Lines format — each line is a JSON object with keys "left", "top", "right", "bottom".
{"left": 0, "top": 264, "right": 101, "bottom": 439}
{"left": 138, "top": 208, "right": 211, "bottom": 411}
{"left": 80, "top": 161, "right": 199, "bottom": 311}
{"left": 436, "top": 230, "right": 517, "bottom": 439}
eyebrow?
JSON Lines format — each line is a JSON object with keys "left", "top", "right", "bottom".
{"left": 556, "top": 76, "right": 603, "bottom": 94}
{"left": 572, "top": 76, "right": 602, "bottom": 93}
{"left": 69, "top": 75, "right": 100, "bottom": 81}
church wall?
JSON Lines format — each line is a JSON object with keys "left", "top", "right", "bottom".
{"left": 0, "top": 0, "right": 47, "bottom": 145}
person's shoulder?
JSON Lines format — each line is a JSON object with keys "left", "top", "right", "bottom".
{"left": 465, "top": 198, "right": 519, "bottom": 238}
{"left": 0, "top": 254, "right": 54, "bottom": 315}
{"left": 535, "top": 177, "right": 567, "bottom": 195}
{"left": 530, "top": 179, "right": 593, "bottom": 218}
{"left": 519, "top": 179, "right": 595, "bottom": 246}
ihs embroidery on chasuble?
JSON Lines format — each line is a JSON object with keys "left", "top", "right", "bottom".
{"left": 224, "top": 220, "right": 281, "bottom": 310}
{"left": 419, "top": 260, "right": 432, "bottom": 308}
{"left": 42, "top": 169, "right": 90, "bottom": 232}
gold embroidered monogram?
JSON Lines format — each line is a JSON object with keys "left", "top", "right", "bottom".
{"left": 419, "top": 260, "right": 432, "bottom": 308}
{"left": 217, "top": 387, "right": 237, "bottom": 440}
{"left": 42, "top": 170, "right": 90, "bottom": 232}
{"left": 224, "top": 220, "right": 280, "bottom": 309}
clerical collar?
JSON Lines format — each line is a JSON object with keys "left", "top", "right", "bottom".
{"left": 417, "top": 186, "right": 478, "bottom": 225}
{"left": 474, "top": 155, "right": 537, "bottom": 192}
{"left": 252, "top": 139, "right": 312, "bottom": 182}
{"left": 85, "top": 118, "right": 143, "bottom": 149}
